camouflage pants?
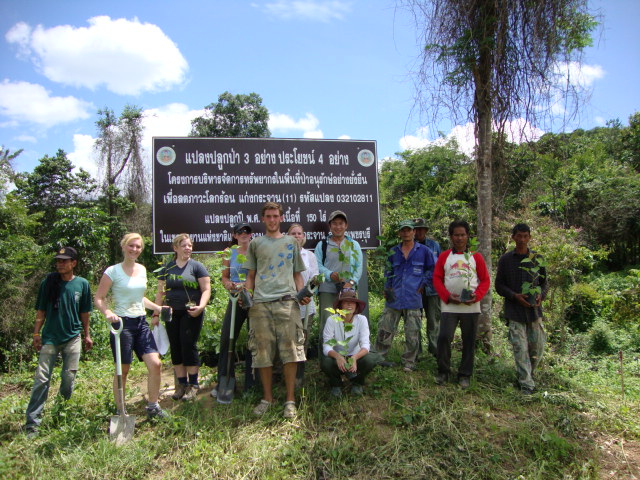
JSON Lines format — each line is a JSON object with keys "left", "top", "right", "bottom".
{"left": 374, "top": 307, "right": 421, "bottom": 367}
{"left": 508, "top": 318, "right": 546, "bottom": 390}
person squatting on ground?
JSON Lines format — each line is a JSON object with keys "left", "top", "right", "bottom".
{"left": 95, "top": 233, "right": 169, "bottom": 420}
{"left": 315, "top": 210, "right": 363, "bottom": 359}
{"left": 155, "top": 233, "right": 211, "bottom": 401}
{"left": 495, "top": 223, "right": 548, "bottom": 395}
{"left": 287, "top": 223, "right": 319, "bottom": 387}
{"left": 321, "top": 289, "right": 378, "bottom": 397}
{"left": 375, "top": 220, "right": 435, "bottom": 372}
{"left": 413, "top": 218, "right": 441, "bottom": 358}
{"left": 24, "top": 247, "right": 93, "bottom": 437}
{"left": 211, "top": 222, "right": 257, "bottom": 398}
{"left": 433, "top": 221, "right": 490, "bottom": 389}
{"left": 244, "top": 202, "right": 311, "bottom": 418}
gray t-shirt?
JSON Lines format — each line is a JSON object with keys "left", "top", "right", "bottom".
{"left": 244, "top": 234, "right": 305, "bottom": 302}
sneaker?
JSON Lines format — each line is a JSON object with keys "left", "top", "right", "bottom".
{"left": 210, "top": 385, "right": 218, "bottom": 398}
{"left": 330, "top": 387, "right": 342, "bottom": 398}
{"left": 253, "top": 399, "right": 273, "bottom": 416}
{"left": 435, "top": 373, "right": 448, "bottom": 385}
{"left": 459, "top": 377, "right": 470, "bottom": 390}
{"left": 351, "top": 385, "right": 364, "bottom": 396}
{"left": 146, "top": 404, "right": 170, "bottom": 420}
{"left": 283, "top": 401, "right": 297, "bottom": 419}
{"left": 521, "top": 387, "right": 535, "bottom": 396}
{"left": 378, "top": 360, "right": 396, "bottom": 368}
{"left": 24, "top": 426, "right": 38, "bottom": 439}
{"left": 182, "top": 385, "right": 199, "bottom": 401}
{"left": 403, "top": 364, "right": 416, "bottom": 372}
{"left": 172, "top": 383, "right": 187, "bottom": 400}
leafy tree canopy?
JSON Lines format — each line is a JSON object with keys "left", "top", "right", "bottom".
{"left": 190, "top": 91, "right": 270, "bottom": 138}
{"left": 14, "top": 149, "right": 96, "bottom": 231}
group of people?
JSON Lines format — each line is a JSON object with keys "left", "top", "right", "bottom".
{"left": 24, "top": 202, "right": 548, "bottom": 435}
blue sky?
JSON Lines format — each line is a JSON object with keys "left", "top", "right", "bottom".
{"left": 0, "top": 0, "right": 638, "bottom": 177}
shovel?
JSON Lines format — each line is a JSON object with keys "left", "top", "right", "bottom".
{"left": 217, "top": 292, "right": 240, "bottom": 404}
{"left": 296, "top": 279, "right": 319, "bottom": 384}
{"left": 109, "top": 319, "right": 135, "bottom": 445}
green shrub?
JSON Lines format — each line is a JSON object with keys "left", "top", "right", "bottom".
{"left": 588, "top": 321, "right": 617, "bottom": 356}
{"left": 611, "top": 270, "right": 640, "bottom": 327}
{"left": 565, "top": 283, "right": 601, "bottom": 332}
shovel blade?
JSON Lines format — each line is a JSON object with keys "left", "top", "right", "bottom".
{"left": 216, "top": 376, "right": 236, "bottom": 404}
{"left": 109, "top": 414, "right": 136, "bottom": 445}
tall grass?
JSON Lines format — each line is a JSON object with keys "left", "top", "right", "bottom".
{"left": 1, "top": 322, "right": 638, "bottom": 479}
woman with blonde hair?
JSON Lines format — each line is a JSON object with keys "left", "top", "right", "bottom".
{"left": 95, "top": 233, "right": 169, "bottom": 419}
{"left": 155, "top": 233, "right": 210, "bottom": 401}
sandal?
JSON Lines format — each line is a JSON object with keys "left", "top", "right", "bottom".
{"left": 253, "top": 399, "right": 273, "bottom": 416}
{"left": 283, "top": 401, "right": 297, "bottom": 419}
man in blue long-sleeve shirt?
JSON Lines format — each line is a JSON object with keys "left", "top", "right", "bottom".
{"left": 374, "top": 220, "right": 435, "bottom": 371}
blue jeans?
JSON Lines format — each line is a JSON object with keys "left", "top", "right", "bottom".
{"left": 25, "top": 335, "right": 81, "bottom": 430}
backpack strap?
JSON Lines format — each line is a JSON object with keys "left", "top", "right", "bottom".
{"left": 321, "top": 238, "right": 328, "bottom": 264}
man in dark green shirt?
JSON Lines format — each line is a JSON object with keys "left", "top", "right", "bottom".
{"left": 24, "top": 247, "right": 93, "bottom": 437}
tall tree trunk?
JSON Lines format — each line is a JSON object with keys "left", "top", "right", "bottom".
{"left": 473, "top": 0, "right": 495, "bottom": 353}
{"left": 476, "top": 101, "right": 493, "bottom": 352}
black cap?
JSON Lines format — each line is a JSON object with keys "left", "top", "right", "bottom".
{"left": 233, "top": 222, "right": 252, "bottom": 234}
{"left": 54, "top": 246, "right": 78, "bottom": 260}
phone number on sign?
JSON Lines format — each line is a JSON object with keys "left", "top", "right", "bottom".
{"left": 335, "top": 194, "right": 374, "bottom": 203}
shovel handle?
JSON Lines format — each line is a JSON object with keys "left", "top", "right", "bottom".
{"left": 109, "top": 318, "right": 124, "bottom": 335}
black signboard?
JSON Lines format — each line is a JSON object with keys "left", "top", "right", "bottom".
{"left": 152, "top": 137, "right": 380, "bottom": 253}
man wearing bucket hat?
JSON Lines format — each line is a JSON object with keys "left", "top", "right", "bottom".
{"left": 315, "top": 210, "right": 363, "bottom": 358}
{"left": 413, "top": 218, "right": 441, "bottom": 358}
{"left": 374, "top": 220, "right": 435, "bottom": 371}
{"left": 321, "top": 289, "right": 379, "bottom": 397}
{"left": 24, "top": 247, "right": 93, "bottom": 438}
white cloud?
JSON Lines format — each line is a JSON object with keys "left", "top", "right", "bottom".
{"left": 259, "top": 0, "right": 352, "bottom": 22}
{"left": 68, "top": 133, "right": 99, "bottom": 177}
{"left": 399, "top": 126, "right": 432, "bottom": 151}
{"left": 269, "top": 112, "right": 323, "bottom": 138}
{"left": 554, "top": 61, "right": 605, "bottom": 89}
{"left": 594, "top": 116, "right": 606, "bottom": 126}
{"left": 0, "top": 80, "right": 93, "bottom": 127}
{"left": 303, "top": 129, "right": 324, "bottom": 138}
{"left": 400, "top": 120, "right": 544, "bottom": 157}
{"left": 337, "top": 134, "right": 351, "bottom": 139}
{"left": 548, "top": 61, "right": 605, "bottom": 116}
{"left": 15, "top": 134, "right": 37, "bottom": 143}
{"left": 6, "top": 16, "right": 188, "bottom": 95}
{"left": 141, "top": 103, "right": 203, "bottom": 152}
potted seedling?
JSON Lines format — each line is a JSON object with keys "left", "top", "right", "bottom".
{"left": 165, "top": 273, "right": 199, "bottom": 309}
{"left": 330, "top": 237, "right": 361, "bottom": 291}
{"left": 459, "top": 237, "right": 479, "bottom": 302}
{"left": 520, "top": 253, "right": 547, "bottom": 306}
{"left": 215, "top": 245, "right": 252, "bottom": 308}
{"left": 324, "top": 306, "right": 354, "bottom": 373}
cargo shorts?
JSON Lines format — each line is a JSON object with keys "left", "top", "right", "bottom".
{"left": 248, "top": 299, "right": 306, "bottom": 368}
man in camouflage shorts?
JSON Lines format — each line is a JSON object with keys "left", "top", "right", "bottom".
{"left": 244, "top": 202, "right": 311, "bottom": 418}
{"left": 495, "top": 223, "right": 548, "bottom": 394}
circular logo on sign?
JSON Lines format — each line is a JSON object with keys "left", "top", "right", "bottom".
{"left": 156, "top": 147, "right": 176, "bottom": 166}
{"left": 357, "top": 149, "right": 375, "bottom": 167}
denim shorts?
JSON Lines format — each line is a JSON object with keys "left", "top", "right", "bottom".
{"left": 110, "top": 316, "right": 158, "bottom": 364}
